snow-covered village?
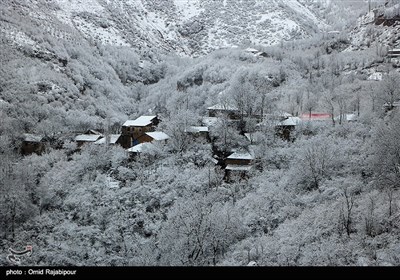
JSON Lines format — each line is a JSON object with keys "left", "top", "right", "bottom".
{"left": 1, "top": 0, "right": 400, "bottom": 268}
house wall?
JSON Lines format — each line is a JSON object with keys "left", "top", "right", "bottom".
{"left": 225, "top": 158, "right": 252, "bottom": 166}
{"left": 121, "top": 125, "right": 155, "bottom": 146}
{"left": 21, "top": 142, "right": 45, "bottom": 155}
{"left": 137, "top": 134, "right": 154, "bottom": 144}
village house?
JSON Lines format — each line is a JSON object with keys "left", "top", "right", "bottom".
{"left": 275, "top": 116, "right": 302, "bottom": 141}
{"left": 94, "top": 134, "right": 122, "bottom": 146}
{"left": 21, "top": 133, "right": 45, "bottom": 155}
{"left": 120, "top": 115, "right": 159, "bottom": 148}
{"left": 244, "top": 47, "right": 268, "bottom": 58}
{"left": 184, "top": 126, "right": 210, "bottom": 141}
{"left": 224, "top": 150, "right": 254, "bottom": 181}
{"left": 75, "top": 134, "right": 103, "bottom": 147}
{"left": 136, "top": 131, "right": 170, "bottom": 145}
{"left": 207, "top": 104, "right": 241, "bottom": 120}
{"left": 127, "top": 142, "right": 156, "bottom": 156}
{"left": 334, "top": 113, "right": 358, "bottom": 123}
{"left": 225, "top": 151, "right": 254, "bottom": 170}
{"left": 383, "top": 100, "right": 400, "bottom": 112}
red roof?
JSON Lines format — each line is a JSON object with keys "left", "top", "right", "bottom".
{"left": 300, "top": 113, "right": 331, "bottom": 121}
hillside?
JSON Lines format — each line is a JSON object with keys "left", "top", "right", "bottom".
{"left": 0, "top": 0, "right": 355, "bottom": 58}
{"left": 1, "top": 0, "right": 400, "bottom": 268}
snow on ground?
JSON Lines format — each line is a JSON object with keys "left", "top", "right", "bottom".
{"left": 0, "top": 22, "right": 39, "bottom": 49}
{"left": 174, "top": 0, "right": 203, "bottom": 21}
{"left": 256, "top": 13, "right": 275, "bottom": 24}
{"left": 55, "top": 0, "right": 104, "bottom": 24}
{"left": 73, "top": 17, "right": 130, "bottom": 46}
{"left": 285, "top": 0, "right": 327, "bottom": 29}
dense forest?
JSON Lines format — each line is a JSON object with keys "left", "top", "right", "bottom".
{"left": 1, "top": 0, "right": 400, "bottom": 266}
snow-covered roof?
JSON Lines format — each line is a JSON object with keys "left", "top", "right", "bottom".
{"left": 227, "top": 151, "right": 254, "bottom": 160}
{"left": 86, "top": 129, "right": 102, "bottom": 135}
{"left": 128, "top": 143, "right": 154, "bottom": 153}
{"left": 123, "top": 116, "right": 157, "bottom": 127}
{"left": 346, "top": 114, "right": 357, "bottom": 122}
{"left": 185, "top": 126, "right": 209, "bottom": 133}
{"left": 94, "top": 134, "right": 121, "bottom": 145}
{"left": 245, "top": 48, "right": 259, "bottom": 54}
{"left": 145, "top": 132, "right": 169, "bottom": 141}
{"left": 383, "top": 101, "right": 400, "bottom": 107}
{"left": 75, "top": 134, "right": 102, "bottom": 142}
{"left": 265, "top": 111, "right": 293, "bottom": 120}
{"left": 226, "top": 165, "right": 252, "bottom": 171}
{"left": 210, "top": 157, "right": 219, "bottom": 165}
{"left": 244, "top": 133, "right": 252, "bottom": 142}
{"left": 255, "top": 51, "right": 267, "bottom": 57}
{"left": 23, "top": 133, "right": 43, "bottom": 143}
{"left": 207, "top": 104, "right": 239, "bottom": 111}
{"left": 277, "top": 117, "right": 302, "bottom": 126}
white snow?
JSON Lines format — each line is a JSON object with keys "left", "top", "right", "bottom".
{"left": 228, "top": 151, "right": 254, "bottom": 160}
{"left": 128, "top": 142, "right": 155, "bottom": 153}
{"left": 285, "top": 0, "right": 328, "bottom": 29}
{"left": 208, "top": 104, "right": 239, "bottom": 111}
{"left": 55, "top": 0, "right": 105, "bottom": 24}
{"left": 226, "top": 165, "right": 252, "bottom": 171}
{"left": 72, "top": 17, "right": 130, "bottom": 47}
{"left": 245, "top": 48, "right": 260, "bottom": 54}
{"left": 202, "top": 117, "right": 219, "bottom": 127}
{"left": 75, "top": 134, "right": 102, "bottom": 142}
{"left": 368, "top": 72, "right": 384, "bottom": 81}
{"left": 23, "top": 134, "right": 43, "bottom": 143}
{"left": 185, "top": 126, "right": 209, "bottom": 133}
{"left": 277, "top": 117, "right": 302, "bottom": 126}
{"left": 123, "top": 116, "right": 157, "bottom": 127}
{"left": 106, "top": 176, "right": 119, "bottom": 189}
{"left": 94, "top": 134, "right": 121, "bottom": 145}
{"left": 174, "top": 0, "right": 203, "bottom": 21}
{"left": 145, "top": 132, "right": 170, "bottom": 141}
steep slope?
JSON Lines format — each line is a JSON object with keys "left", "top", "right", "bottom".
{"left": 1, "top": 0, "right": 334, "bottom": 58}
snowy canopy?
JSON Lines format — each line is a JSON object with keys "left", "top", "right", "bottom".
{"left": 146, "top": 132, "right": 170, "bottom": 141}
{"left": 123, "top": 116, "right": 157, "bottom": 127}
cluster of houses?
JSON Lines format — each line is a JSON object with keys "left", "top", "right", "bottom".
{"left": 74, "top": 115, "right": 171, "bottom": 156}
{"left": 19, "top": 99, "right": 362, "bottom": 181}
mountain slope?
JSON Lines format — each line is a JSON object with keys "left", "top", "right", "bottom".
{"left": 1, "top": 0, "right": 334, "bottom": 58}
